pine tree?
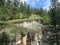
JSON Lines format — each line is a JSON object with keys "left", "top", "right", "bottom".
{"left": 45, "top": 0, "right": 60, "bottom": 45}
{"left": 11, "top": 0, "right": 19, "bottom": 19}
{"left": 26, "top": 5, "right": 31, "bottom": 18}
{"left": 0, "top": 32, "right": 10, "bottom": 45}
{"left": 0, "top": 0, "right": 5, "bottom": 7}
{"left": 20, "top": 1, "right": 24, "bottom": 13}
{"left": 22, "top": 1, "right": 27, "bottom": 18}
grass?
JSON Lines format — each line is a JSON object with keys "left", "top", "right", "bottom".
{"left": 3, "top": 18, "right": 42, "bottom": 24}
{"left": 0, "top": 14, "right": 42, "bottom": 29}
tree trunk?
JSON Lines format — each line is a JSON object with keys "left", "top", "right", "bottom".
{"left": 21, "top": 35, "right": 27, "bottom": 45}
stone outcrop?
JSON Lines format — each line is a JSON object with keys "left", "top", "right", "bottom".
{"left": 21, "top": 35, "right": 27, "bottom": 45}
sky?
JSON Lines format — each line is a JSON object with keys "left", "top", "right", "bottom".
{"left": 20, "top": 0, "right": 60, "bottom": 10}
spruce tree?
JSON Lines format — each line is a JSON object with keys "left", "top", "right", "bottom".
{"left": 0, "top": 32, "right": 10, "bottom": 45}
{"left": 45, "top": 0, "right": 60, "bottom": 45}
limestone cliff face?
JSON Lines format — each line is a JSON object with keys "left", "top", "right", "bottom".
{"left": 21, "top": 35, "right": 27, "bottom": 45}
{"left": 1, "top": 20, "right": 44, "bottom": 45}
{"left": 15, "top": 21, "right": 43, "bottom": 45}
{"left": 15, "top": 20, "right": 43, "bottom": 30}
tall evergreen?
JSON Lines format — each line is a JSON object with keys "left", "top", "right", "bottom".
{"left": 20, "top": 1, "right": 24, "bottom": 13}
{"left": 39, "top": 8, "right": 44, "bottom": 17}
{"left": 0, "top": 32, "right": 10, "bottom": 45}
{"left": 23, "top": 1, "right": 27, "bottom": 18}
{"left": 11, "top": 0, "right": 19, "bottom": 19}
{"left": 45, "top": 0, "right": 60, "bottom": 45}
{"left": 0, "top": 0, "right": 5, "bottom": 7}
{"left": 26, "top": 5, "right": 31, "bottom": 17}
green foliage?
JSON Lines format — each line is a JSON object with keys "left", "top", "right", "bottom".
{"left": 9, "top": 28, "right": 17, "bottom": 34}
{"left": 42, "top": 12, "right": 51, "bottom": 24}
{"left": 19, "top": 1, "right": 24, "bottom": 13}
{"left": 19, "top": 27, "right": 28, "bottom": 37}
{"left": 18, "top": 13, "right": 24, "bottom": 19}
{"left": 0, "top": 32, "right": 10, "bottom": 45}
{"left": 9, "top": 28, "right": 18, "bottom": 42}
{"left": 0, "top": 0, "right": 5, "bottom": 7}
{"left": 44, "top": 0, "right": 60, "bottom": 45}
{"left": 8, "top": 26, "right": 28, "bottom": 41}
{"left": 32, "top": 8, "right": 45, "bottom": 17}
{"left": 0, "top": 0, "right": 45, "bottom": 21}
{"left": 26, "top": 5, "right": 31, "bottom": 17}
{"left": 56, "top": 3, "right": 60, "bottom": 25}
{"left": 29, "top": 14, "right": 41, "bottom": 19}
